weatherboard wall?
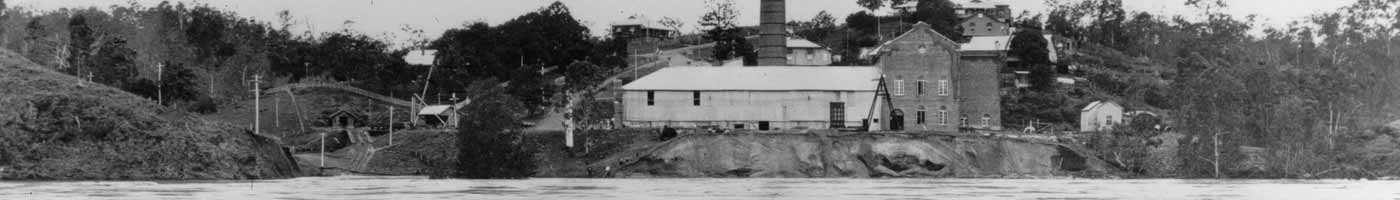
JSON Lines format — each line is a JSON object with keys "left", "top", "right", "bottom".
{"left": 621, "top": 90, "right": 876, "bottom": 129}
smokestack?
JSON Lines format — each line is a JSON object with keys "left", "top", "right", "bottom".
{"left": 757, "top": 0, "right": 787, "bottom": 66}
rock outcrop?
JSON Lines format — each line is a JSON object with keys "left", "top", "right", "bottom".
{"left": 591, "top": 132, "right": 1120, "bottom": 178}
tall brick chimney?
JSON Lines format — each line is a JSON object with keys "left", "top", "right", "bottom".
{"left": 757, "top": 0, "right": 787, "bottom": 66}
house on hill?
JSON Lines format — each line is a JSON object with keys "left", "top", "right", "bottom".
{"left": 1080, "top": 101, "right": 1124, "bottom": 132}
{"left": 960, "top": 14, "right": 1011, "bottom": 37}
{"left": 786, "top": 38, "right": 833, "bottom": 66}
{"left": 610, "top": 16, "right": 678, "bottom": 40}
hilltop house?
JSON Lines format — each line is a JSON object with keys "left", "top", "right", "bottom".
{"left": 610, "top": 16, "right": 678, "bottom": 40}
{"left": 786, "top": 38, "right": 833, "bottom": 66}
{"left": 1080, "top": 101, "right": 1124, "bottom": 132}
{"left": 960, "top": 14, "right": 1011, "bottom": 37}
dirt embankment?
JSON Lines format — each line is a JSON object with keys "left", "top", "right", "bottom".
{"left": 591, "top": 132, "right": 1122, "bottom": 178}
{"left": 0, "top": 49, "right": 298, "bottom": 180}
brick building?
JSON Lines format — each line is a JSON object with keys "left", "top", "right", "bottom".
{"left": 959, "top": 14, "right": 1011, "bottom": 37}
{"left": 870, "top": 22, "right": 1003, "bottom": 132}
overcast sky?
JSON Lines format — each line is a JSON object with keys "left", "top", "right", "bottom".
{"left": 8, "top": 0, "right": 1355, "bottom": 47}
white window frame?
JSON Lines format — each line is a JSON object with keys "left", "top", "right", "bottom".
{"left": 938, "top": 80, "right": 950, "bottom": 96}
{"left": 893, "top": 80, "right": 905, "bottom": 96}
{"left": 981, "top": 114, "right": 992, "bottom": 127}
{"left": 938, "top": 110, "right": 948, "bottom": 125}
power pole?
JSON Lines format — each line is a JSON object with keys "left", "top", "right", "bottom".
{"left": 388, "top": 106, "right": 394, "bottom": 147}
{"left": 157, "top": 63, "right": 163, "bottom": 105}
{"left": 251, "top": 75, "right": 262, "bottom": 136}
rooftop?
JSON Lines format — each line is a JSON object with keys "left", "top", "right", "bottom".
{"left": 404, "top": 50, "right": 437, "bottom": 65}
{"left": 621, "top": 66, "right": 881, "bottom": 91}
{"left": 961, "top": 35, "right": 1012, "bottom": 51}
{"left": 610, "top": 16, "right": 672, "bottom": 31}
{"left": 787, "top": 38, "right": 824, "bottom": 49}
{"left": 957, "top": 0, "right": 1010, "bottom": 9}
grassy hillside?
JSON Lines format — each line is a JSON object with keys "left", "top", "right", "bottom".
{"left": 0, "top": 49, "right": 298, "bottom": 180}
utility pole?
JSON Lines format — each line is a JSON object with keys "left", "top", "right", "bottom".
{"left": 157, "top": 63, "right": 163, "bottom": 105}
{"left": 252, "top": 75, "right": 262, "bottom": 136}
{"left": 320, "top": 131, "right": 326, "bottom": 168}
{"left": 388, "top": 106, "right": 394, "bottom": 147}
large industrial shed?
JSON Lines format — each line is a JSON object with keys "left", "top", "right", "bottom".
{"left": 619, "top": 67, "right": 879, "bottom": 130}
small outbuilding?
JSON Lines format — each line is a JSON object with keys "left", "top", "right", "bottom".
{"left": 1080, "top": 101, "right": 1123, "bottom": 132}
{"left": 327, "top": 110, "right": 365, "bottom": 128}
{"left": 418, "top": 105, "right": 458, "bottom": 127}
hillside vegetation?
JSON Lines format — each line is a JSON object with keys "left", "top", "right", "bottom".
{"left": 0, "top": 49, "right": 298, "bottom": 180}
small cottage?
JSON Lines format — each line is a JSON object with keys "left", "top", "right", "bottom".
{"left": 1080, "top": 101, "right": 1123, "bottom": 132}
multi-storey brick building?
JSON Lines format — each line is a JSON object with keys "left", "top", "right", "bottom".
{"left": 869, "top": 22, "right": 1004, "bottom": 132}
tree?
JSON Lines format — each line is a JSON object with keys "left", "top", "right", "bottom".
{"left": 845, "top": 11, "right": 879, "bottom": 34}
{"left": 430, "top": 1, "right": 609, "bottom": 108}
{"left": 699, "top": 0, "right": 753, "bottom": 62}
{"left": 453, "top": 83, "right": 535, "bottom": 179}
{"left": 907, "top": 0, "right": 962, "bottom": 40}
{"left": 1009, "top": 28, "right": 1052, "bottom": 91}
{"left": 658, "top": 16, "right": 684, "bottom": 33}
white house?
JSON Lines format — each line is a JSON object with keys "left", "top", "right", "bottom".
{"left": 786, "top": 38, "right": 833, "bottom": 66}
{"left": 619, "top": 66, "right": 879, "bottom": 130}
{"left": 1080, "top": 101, "right": 1124, "bottom": 132}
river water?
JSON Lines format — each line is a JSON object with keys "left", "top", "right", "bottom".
{"left": 2, "top": 176, "right": 1397, "bottom": 200}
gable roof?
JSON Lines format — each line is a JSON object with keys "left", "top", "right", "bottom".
{"left": 621, "top": 66, "right": 881, "bottom": 91}
{"left": 787, "top": 38, "right": 824, "bottom": 49}
{"left": 866, "top": 22, "right": 958, "bottom": 57}
{"left": 1082, "top": 101, "right": 1122, "bottom": 112}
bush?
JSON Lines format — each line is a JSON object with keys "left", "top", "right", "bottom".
{"left": 451, "top": 86, "right": 536, "bottom": 179}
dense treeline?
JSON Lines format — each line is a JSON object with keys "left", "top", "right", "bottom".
{"left": 1, "top": 1, "right": 624, "bottom": 179}
{"left": 1039, "top": 0, "right": 1400, "bottom": 178}
{"left": 0, "top": 1, "right": 623, "bottom": 113}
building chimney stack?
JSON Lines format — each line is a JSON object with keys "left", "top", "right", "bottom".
{"left": 757, "top": 0, "right": 787, "bottom": 66}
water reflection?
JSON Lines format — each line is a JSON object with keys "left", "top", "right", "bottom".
{"left": 0, "top": 176, "right": 1397, "bottom": 200}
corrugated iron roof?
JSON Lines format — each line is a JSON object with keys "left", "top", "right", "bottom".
{"left": 961, "top": 35, "right": 1012, "bottom": 51}
{"left": 610, "top": 16, "right": 672, "bottom": 31}
{"left": 957, "top": 0, "right": 1009, "bottom": 9}
{"left": 621, "top": 66, "right": 881, "bottom": 91}
{"left": 787, "top": 38, "right": 824, "bottom": 49}
{"left": 404, "top": 50, "right": 436, "bottom": 65}
{"left": 419, "top": 105, "right": 453, "bottom": 115}
{"left": 1082, "top": 101, "right": 1121, "bottom": 112}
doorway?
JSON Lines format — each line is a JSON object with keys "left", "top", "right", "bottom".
{"left": 890, "top": 109, "right": 905, "bottom": 131}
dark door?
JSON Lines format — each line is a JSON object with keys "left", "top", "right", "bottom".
{"left": 830, "top": 102, "right": 846, "bottom": 128}
{"left": 890, "top": 109, "right": 905, "bottom": 131}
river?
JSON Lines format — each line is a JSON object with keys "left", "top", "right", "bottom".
{"left": 2, "top": 176, "right": 1397, "bottom": 199}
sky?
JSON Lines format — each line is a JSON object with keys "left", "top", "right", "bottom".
{"left": 7, "top": 0, "right": 1356, "bottom": 47}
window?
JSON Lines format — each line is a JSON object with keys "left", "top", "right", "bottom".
{"left": 917, "top": 111, "right": 927, "bottom": 124}
{"left": 917, "top": 81, "right": 926, "bottom": 95}
{"left": 830, "top": 102, "right": 846, "bottom": 128}
{"left": 938, "top": 106, "right": 949, "bottom": 125}
{"left": 982, "top": 114, "right": 992, "bottom": 127}
{"left": 960, "top": 115, "right": 968, "bottom": 126}
{"left": 918, "top": 45, "right": 928, "bottom": 54}
{"left": 647, "top": 91, "right": 655, "bottom": 106}
{"left": 938, "top": 80, "right": 950, "bottom": 96}
{"left": 986, "top": 22, "right": 992, "bottom": 26}
{"left": 893, "top": 80, "right": 905, "bottom": 96}
{"left": 692, "top": 91, "right": 701, "bottom": 106}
